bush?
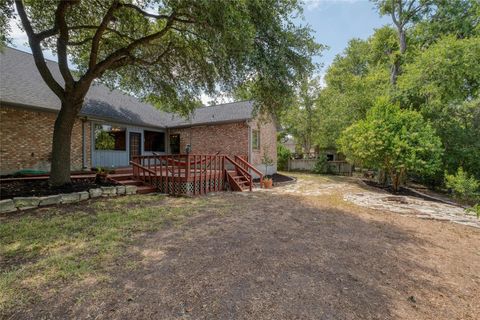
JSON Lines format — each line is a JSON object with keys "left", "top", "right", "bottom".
{"left": 445, "top": 167, "right": 479, "bottom": 201}
{"left": 466, "top": 204, "right": 480, "bottom": 219}
{"left": 277, "top": 144, "right": 292, "bottom": 171}
{"left": 338, "top": 98, "right": 443, "bottom": 192}
{"left": 312, "top": 156, "right": 330, "bottom": 174}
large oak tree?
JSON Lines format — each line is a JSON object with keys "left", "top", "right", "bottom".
{"left": 2, "top": 0, "right": 320, "bottom": 186}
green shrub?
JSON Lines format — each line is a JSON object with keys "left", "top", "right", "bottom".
{"left": 466, "top": 204, "right": 480, "bottom": 219}
{"left": 445, "top": 167, "right": 479, "bottom": 201}
{"left": 312, "top": 156, "right": 330, "bottom": 174}
{"left": 338, "top": 98, "right": 443, "bottom": 192}
{"left": 277, "top": 144, "right": 292, "bottom": 171}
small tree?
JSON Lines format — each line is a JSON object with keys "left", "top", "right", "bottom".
{"left": 261, "top": 148, "right": 275, "bottom": 178}
{"left": 338, "top": 98, "right": 443, "bottom": 192}
{"left": 445, "top": 167, "right": 479, "bottom": 202}
{"left": 277, "top": 143, "right": 292, "bottom": 171}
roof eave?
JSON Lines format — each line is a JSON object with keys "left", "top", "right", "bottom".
{"left": 0, "top": 100, "right": 166, "bottom": 130}
{"left": 168, "top": 118, "right": 252, "bottom": 129}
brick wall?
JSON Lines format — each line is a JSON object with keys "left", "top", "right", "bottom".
{"left": 168, "top": 115, "right": 277, "bottom": 175}
{"left": 0, "top": 105, "right": 91, "bottom": 175}
{"left": 169, "top": 122, "right": 249, "bottom": 159}
{"left": 249, "top": 114, "right": 277, "bottom": 175}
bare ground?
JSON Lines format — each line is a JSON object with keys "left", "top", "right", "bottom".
{"left": 4, "top": 173, "right": 480, "bottom": 319}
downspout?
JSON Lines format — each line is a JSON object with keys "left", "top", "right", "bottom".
{"left": 81, "top": 118, "right": 88, "bottom": 170}
{"left": 247, "top": 120, "right": 252, "bottom": 165}
{"left": 189, "top": 117, "right": 192, "bottom": 153}
{"left": 166, "top": 127, "right": 170, "bottom": 154}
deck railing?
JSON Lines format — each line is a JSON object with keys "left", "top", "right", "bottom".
{"left": 234, "top": 155, "right": 264, "bottom": 186}
{"left": 130, "top": 154, "right": 229, "bottom": 195}
{"left": 225, "top": 155, "right": 253, "bottom": 191}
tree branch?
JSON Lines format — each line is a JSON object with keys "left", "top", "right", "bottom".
{"left": 118, "top": 3, "right": 195, "bottom": 23}
{"left": 55, "top": 0, "right": 77, "bottom": 89}
{"left": 132, "top": 41, "right": 174, "bottom": 66}
{"left": 14, "top": 0, "right": 65, "bottom": 100}
{"left": 118, "top": 3, "right": 171, "bottom": 19}
{"left": 84, "top": 12, "right": 177, "bottom": 82}
{"left": 69, "top": 25, "right": 135, "bottom": 41}
{"left": 89, "top": 0, "right": 119, "bottom": 69}
{"left": 67, "top": 37, "right": 93, "bottom": 46}
{"left": 37, "top": 27, "right": 58, "bottom": 40}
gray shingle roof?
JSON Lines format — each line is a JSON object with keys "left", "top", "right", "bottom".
{"left": 0, "top": 47, "right": 254, "bottom": 128}
{"left": 167, "top": 100, "right": 254, "bottom": 127}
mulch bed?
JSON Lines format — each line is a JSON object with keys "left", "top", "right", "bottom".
{"left": 254, "top": 173, "right": 295, "bottom": 184}
{"left": 0, "top": 179, "right": 116, "bottom": 200}
{"left": 361, "top": 179, "right": 449, "bottom": 204}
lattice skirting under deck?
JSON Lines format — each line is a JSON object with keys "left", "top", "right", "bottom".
{"left": 156, "top": 178, "right": 224, "bottom": 195}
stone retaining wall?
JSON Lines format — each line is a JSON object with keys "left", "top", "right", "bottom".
{"left": 0, "top": 185, "right": 137, "bottom": 213}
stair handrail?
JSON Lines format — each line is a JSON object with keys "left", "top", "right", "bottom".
{"left": 224, "top": 155, "right": 252, "bottom": 191}
{"left": 129, "top": 160, "right": 157, "bottom": 186}
{"left": 234, "top": 155, "right": 263, "bottom": 186}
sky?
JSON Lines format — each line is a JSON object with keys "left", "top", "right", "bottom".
{"left": 302, "top": 0, "right": 390, "bottom": 73}
{"left": 7, "top": 0, "right": 390, "bottom": 100}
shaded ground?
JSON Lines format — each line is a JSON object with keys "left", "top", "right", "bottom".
{"left": 0, "top": 178, "right": 115, "bottom": 200}
{"left": 1, "top": 173, "right": 479, "bottom": 319}
{"left": 253, "top": 173, "right": 295, "bottom": 184}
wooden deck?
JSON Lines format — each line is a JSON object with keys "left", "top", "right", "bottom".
{"left": 108, "top": 154, "right": 264, "bottom": 196}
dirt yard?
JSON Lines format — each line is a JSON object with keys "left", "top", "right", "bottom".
{"left": 1, "top": 173, "right": 479, "bottom": 319}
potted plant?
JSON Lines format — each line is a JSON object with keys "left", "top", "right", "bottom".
{"left": 263, "top": 176, "right": 273, "bottom": 189}
{"left": 261, "top": 148, "right": 275, "bottom": 189}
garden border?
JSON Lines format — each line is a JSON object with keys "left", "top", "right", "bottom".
{"left": 0, "top": 185, "right": 137, "bottom": 213}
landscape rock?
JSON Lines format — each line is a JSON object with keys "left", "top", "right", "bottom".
{"left": 125, "top": 185, "right": 137, "bottom": 195}
{"left": 89, "top": 188, "right": 102, "bottom": 198}
{"left": 79, "top": 191, "right": 90, "bottom": 201}
{"left": 39, "top": 195, "right": 61, "bottom": 206}
{"left": 61, "top": 193, "right": 80, "bottom": 204}
{"left": 0, "top": 199, "right": 17, "bottom": 213}
{"left": 13, "top": 197, "right": 40, "bottom": 210}
{"left": 101, "top": 186, "right": 117, "bottom": 197}
{"left": 116, "top": 185, "right": 126, "bottom": 195}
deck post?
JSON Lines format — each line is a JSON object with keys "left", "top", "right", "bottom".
{"left": 193, "top": 155, "right": 197, "bottom": 195}
{"left": 204, "top": 155, "right": 208, "bottom": 194}
{"left": 186, "top": 154, "right": 190, "bottom": 196}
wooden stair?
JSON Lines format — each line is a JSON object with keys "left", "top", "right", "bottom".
{"left": 107, "top": 170, "right": 157, "bottom": 194}
{"left": 226, "top": 170, "right": 252, "bottom": 192}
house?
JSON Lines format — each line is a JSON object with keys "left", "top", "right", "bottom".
{"left": 0, "top": 47, "right": 277, "bottom": 178}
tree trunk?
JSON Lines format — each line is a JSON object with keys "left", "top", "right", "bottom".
{"left": 391, "top": 172, "right": 400, "bottom": 192}
{"left": 378, "top": 169, "right": 388, "bottom": 186}
{"left": 399, "top": 29, "right": 406, "bottom": 54}
{"left": 49, "top": 100, "right": 83, "bottom": 187}
{"left": 391, "top": 28, "right": 406, "bottom": 86}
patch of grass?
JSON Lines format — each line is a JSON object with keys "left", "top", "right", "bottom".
{"left": 0, "top": 194, "right": 218, "bottom": 313}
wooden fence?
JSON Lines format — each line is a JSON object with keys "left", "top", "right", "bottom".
{"left": 287, "top": 159, "right": 353, "bottom": 176}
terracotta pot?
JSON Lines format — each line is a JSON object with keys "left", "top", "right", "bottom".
{"left": 262, "top": 179, "right": 273, "bottom": 189}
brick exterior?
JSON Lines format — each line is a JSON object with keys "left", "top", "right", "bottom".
{"left": 0, "top": 105, "right": 91, "bottom": 175}
{"left": 0, "top": 104, "right": 277, "bottom": 176}
{"left": 168, "top": 115, "right": 277, "bottom": 175}
{"left": 169, "top": 122, "right": 250, "bottom": 159}
{"left": 248, "top": 114, "right": 277, "bottom": 174}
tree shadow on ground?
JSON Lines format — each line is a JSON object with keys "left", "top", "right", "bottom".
{"left": 17, "top": 192, "right": 453, "bottom": 319}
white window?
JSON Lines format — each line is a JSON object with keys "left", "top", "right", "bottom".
{"left": 252, "top": 130, "right": 260, "bottom": 150}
